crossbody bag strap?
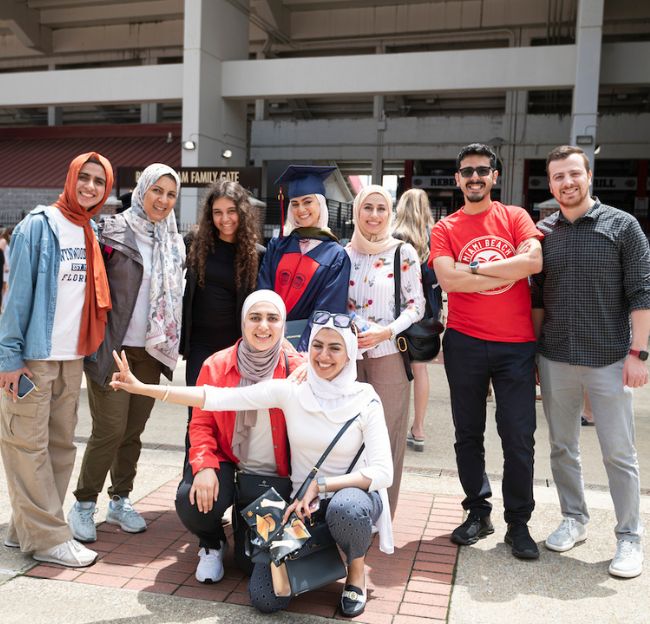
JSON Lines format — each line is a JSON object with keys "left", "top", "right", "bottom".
{"left": 292, "top": 414, "right": 360, "bottom": 502}
{"left": 393, "top": 242, "right": 403, "bottom": 322}
{"left": 393, "top": 243, "right": 414, "bottom": 381}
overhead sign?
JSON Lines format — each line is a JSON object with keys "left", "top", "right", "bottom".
{"left": 529, "top": 176, "right": 637, "bottom": 191}
{"left": 413, "top": 175, "right": 501, "bottom": 189}
{"left": 117, "top": 166, "right": 263, "bottom": 196}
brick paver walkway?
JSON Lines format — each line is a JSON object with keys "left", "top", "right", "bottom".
{"left": 26, "top": 480, "right": 462, "bottom": 623}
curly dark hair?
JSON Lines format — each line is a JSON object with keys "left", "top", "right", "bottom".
{"left": 187, "top": 179, "right": 260, "bottom": 292}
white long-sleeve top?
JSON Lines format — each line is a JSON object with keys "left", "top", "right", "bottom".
{"left": 203, "top": 379, "right": 394, "bottom": 554}
{"left": 346, "top": 243, "right": 425, "bottom": 358}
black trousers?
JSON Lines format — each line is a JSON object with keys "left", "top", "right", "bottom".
{"left": 442, "top": 329, "right": 536, "bottom": 525}
{"left": 175, "top": 461, "right": 236, "bottom": 550}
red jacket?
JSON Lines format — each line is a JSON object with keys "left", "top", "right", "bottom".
{"left": 188, "top": 339, "right": 304, "bottom": 476}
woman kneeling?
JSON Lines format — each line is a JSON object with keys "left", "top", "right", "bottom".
{"left": 110, "top": 311, "right": 393, "bottom": 618}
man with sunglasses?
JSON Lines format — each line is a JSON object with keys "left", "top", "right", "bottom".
{"left": 430, "top": 143, "right": 543, "bottom": 560}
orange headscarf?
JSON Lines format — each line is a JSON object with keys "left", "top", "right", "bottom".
{"left": 54, "top": 152, "right": 114, "bottom": 356}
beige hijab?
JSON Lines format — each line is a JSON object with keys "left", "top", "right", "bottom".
{"left": 349, "top": 185, "right": 400, "bottom": 255}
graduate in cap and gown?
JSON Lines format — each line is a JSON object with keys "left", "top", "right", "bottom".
{"left": 257, "top": 165, "right": 351, "bottom": 351}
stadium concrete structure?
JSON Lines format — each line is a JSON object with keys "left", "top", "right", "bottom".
{"left": 0, "top": 0, "right": 649, "bottom": 229}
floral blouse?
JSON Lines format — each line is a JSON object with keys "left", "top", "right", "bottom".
{"left": 345, "top": 243, "right": 425, "bottom": 358}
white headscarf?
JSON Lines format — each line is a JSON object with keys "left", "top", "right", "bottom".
{"left": 123, "top": 163, "right": 185, "bottom": 370}
{"left": 282, "top": 193, "right": 329, "bottom": 236}
{"left": 305, "top": 317, "right": 365, "bottom": 409}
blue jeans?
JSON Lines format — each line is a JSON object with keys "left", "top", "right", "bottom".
{"left": 443, "top": 329, "right": 537, "bottom": 524}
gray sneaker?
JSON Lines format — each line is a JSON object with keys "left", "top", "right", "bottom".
{"left": 106, "top": 496, "right": 147, "bottom": 533}
{"left": 68, "top": 501, "right": 97, "bottom": 543}
{"left": 545, "top": 517, "right": 587, "bottom": 552}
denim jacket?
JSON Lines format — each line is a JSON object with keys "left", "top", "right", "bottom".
{"left": 0, "top": 205, "right": 95, "bottom": 372}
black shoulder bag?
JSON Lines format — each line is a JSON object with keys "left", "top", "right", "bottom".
{"left": 247, "top": 413, "right": 365, "bottom": 597}
{"left": 393, "top": 244, "right": 444, "bottom": 381}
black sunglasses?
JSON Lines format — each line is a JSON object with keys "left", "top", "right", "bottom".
{"left": 312, "top": 310, "right": 353, "bottom": 329}
{"left": 458, "top": 166, "right": 493, "bottom": 178}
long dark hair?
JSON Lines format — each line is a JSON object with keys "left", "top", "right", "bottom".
{"left": 187, "top": 179, "right": 259, "bottom": 291}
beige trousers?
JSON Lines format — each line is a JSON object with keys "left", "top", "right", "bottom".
{"left": 0, "top": 359, "right": 83, "bottom": 552}
{"left": 356, "top": 352, "right": 411, "bottom": 514}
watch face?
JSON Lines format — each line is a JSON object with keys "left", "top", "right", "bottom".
{"left": 640, "top": 351, "right": 649, "bottom": 361}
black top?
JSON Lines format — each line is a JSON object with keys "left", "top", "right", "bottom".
{"left": 180, "top": 235, "right": 266, "bottom": 358}
{"left": 190, "top": 238, "right": 240, "bottom": 351}
{"left": 531, "top": 200, "right": 650, "bottom": 367}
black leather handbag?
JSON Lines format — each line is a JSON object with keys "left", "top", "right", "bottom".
{"left": 393, "top": 243, "right": 444, "bottom": 379}
{"left": 269, "top": 414, "right": 365, "bottom": 597}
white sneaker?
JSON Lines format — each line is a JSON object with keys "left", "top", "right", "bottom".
{"left": 545, "top": 517, "right": 587, "bottom": 552}
{"left": 609, "top": 539, "right": 644, "bottom": 578}
{"left": 195, "top": 545, "right": 225, "bottom": 583}
{"left": 33, "top": 539, "right": 98, "bottom": 568}
{"left": 3, "top": 537, "right": 19, "bottom": 548}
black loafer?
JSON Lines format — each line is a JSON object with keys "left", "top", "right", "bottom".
{"left": 451, "top": 513, "right": 494, "bottom": 545}
{"left": 340, "top": 584, "right": 366, "bottom": 618}
{"left": 504, "top": 523, "right": 540, "bottom": 560}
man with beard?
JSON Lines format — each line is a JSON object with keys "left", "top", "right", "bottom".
{"left": 430, "top": 143, "right": 543, "bottom": 559}
{"left": 532, "top": 145, "right": 650, "bottom": 578}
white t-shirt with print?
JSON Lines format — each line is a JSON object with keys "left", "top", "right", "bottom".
{"left": 45, "top": 206, "right": 86, "bottom": 361}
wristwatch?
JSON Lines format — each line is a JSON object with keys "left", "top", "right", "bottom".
{"left": 629, "top": 349, "right": 649, "bottom": 361}
{"left": 469, "top": 260, "right": 480, "bottom": 275}
{"left": 317, "top": 476, "right": 327, "bottom": 494}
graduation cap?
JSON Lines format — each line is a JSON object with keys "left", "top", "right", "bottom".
{"left": 275, "top": 165, "right": 337, "bottom": 200}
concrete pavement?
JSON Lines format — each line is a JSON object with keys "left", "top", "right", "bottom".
{"left": 0, "top": 359, "right": 649, "bottom": 623}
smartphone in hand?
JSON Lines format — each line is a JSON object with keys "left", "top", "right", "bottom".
{"left": 16, "top": 374, "right": 36, "bottom": 399}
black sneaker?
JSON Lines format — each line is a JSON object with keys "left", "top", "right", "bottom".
{"left": 504, "top": 523, "right": 539, "bottom": 560}
{"left": 451, "top": 513, "right": 494, "bottom": 545}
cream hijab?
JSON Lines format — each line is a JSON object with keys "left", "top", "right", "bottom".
{"left": 349, "top": 185, "right": 400, "bottom": 255}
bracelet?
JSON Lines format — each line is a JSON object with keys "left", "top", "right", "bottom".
{"left": 161, "top": 386, "right": 171, "bottom": 402}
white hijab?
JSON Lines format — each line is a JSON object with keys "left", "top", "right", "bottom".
{"left": 282, "top": 193, "right": 329, "bottom": 236}
{"left": 302, "top": 317, "right": 369, "bottom": 413}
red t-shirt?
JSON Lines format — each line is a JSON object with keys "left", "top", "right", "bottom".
{"left": 430, "top": 201, "right": 543, "bottom": 343}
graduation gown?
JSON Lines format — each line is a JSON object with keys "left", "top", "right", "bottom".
{"left": 257, "top": 233, "right": 351, "bottom": 350}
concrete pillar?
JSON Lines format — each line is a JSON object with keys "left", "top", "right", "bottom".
{"left": 570, "top": 0, "right": 604, "bottom": 170}
{"left": 140, "top": 102, "right": 160, "bottom": 124}
{"left": 255, "top": 51, "right": 267, "bottom": 122}
{"left": 47, "top": 105, "right": 61, "bottom": 126}
{"left": 180, "top": 0, "right": 249, "bottom": 223}
{"left": 372, "top": 94, "right": 385, "bottom": 185}
{"left": 503, "top": 89, "right": 528, "bottom": 207}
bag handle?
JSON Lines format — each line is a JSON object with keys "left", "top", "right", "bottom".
{"left": 393, "top": 243, "right": 414, "bottom": 381}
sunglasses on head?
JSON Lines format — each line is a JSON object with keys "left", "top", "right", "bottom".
{"left": 458, "top": 166, "right": 493, "bottom": 178}
{"left": 312, "top": 310, "right": 353, "bottom": 329}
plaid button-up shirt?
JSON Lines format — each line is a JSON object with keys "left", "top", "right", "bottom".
{"left": 531, "top": 200, "right": 650, "bottom": 367}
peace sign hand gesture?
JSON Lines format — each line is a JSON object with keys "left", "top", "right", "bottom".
{"left": 109, "top": 350, "right": 145, "bottom": 394}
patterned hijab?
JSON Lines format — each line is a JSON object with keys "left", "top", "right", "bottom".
{"left": 122, "top": 164, "right": 185, "bottom": 370}
{"left": 350, "top": 185, "right": 400, "bottom": 255}
{"left": 53, "top": 152, "right": 114, "bottom": 356}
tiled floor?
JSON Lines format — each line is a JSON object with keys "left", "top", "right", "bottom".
{"left": 26, "top": 481, "right": 462, "bottom": 623}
